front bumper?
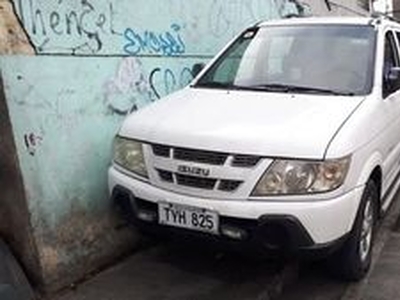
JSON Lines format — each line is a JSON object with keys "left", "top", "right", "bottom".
{"left": 109, "top": 166, "right": 364, "bottom": 251}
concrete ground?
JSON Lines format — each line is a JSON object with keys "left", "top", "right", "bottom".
{"left": 50, "top": 192, "right": 400, "bottom": 300}
{"left": 0, "top": 239, "right": 34, "bottom": 300}
{"left": 52, "top": 243, "right": 296, "bottom": 300}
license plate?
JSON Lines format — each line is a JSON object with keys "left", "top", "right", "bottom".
{"left": 158, "top": 202, "right": 219, "bottom": 235}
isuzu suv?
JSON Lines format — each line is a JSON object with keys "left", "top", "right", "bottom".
{"left": 109, "top": 16, "right": 400, "bottom": 280}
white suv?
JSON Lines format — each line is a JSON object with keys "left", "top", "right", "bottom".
{"left": 109, "top": 16, "right": 400, "bottom": 280}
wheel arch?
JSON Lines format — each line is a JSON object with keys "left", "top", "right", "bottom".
{"left": 356, "top": 152, "right": 382, "bottom": 217}
{"left": 368, "top": 166, "right": 382, "bottom": 218}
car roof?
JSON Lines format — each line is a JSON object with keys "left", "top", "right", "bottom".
{"left": 257, "top": 16, "right": 400, "bottom": 28}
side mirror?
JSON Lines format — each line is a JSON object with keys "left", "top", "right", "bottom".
{"left": 388, "top": 66, "right": 400, "bottom": 82}
{"left": 192, "top": 63, "right": 205, "bottom": 78}
{"left": 385, "top": 66, "right": 400, "bottom": 95}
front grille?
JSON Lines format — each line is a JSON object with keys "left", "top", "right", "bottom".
{"left": 176, "top": 174, "right": 217, "bottom": 190}
{"left": 174, "top": 148, "right": 228, "bottom": 165}
{"left": 218, "top": 180, "right": 243, "bottom": 192}
{"left": 156, "top": 168, "right": 242, "bottom": 192}
{"left": 151, "top": 144, "right": 263, "bottom": 193}
{"left": 232, "top": 155, "right": 261, "bottom": 167}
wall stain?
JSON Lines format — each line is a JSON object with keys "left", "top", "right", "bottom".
{"left": 0, "top": 0, "right": 35, "bottom": 54}
{"left": 35, "top": 204, "right": 137, "bottom": 292}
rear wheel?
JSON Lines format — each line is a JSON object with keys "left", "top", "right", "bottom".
{"left": 328, "top": 180, "right": 378, "bottom": 281}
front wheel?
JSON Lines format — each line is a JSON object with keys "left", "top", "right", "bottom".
{"left": 328, "top": 180, "right": 378, "bottom": 281}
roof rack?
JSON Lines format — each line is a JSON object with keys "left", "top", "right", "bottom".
{"left": 370, "top": 11, "right": 400, "bottom": 23}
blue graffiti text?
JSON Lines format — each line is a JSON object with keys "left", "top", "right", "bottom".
{"left": 123, "top": 24, "right": 185, "bottom": 56}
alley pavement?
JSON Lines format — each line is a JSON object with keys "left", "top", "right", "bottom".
{"left": 52, "top": 242, "right": 296, "bottom": 300}
{"left": 0, "top": 239, "right": 34, "bottom": 300}
{"left": 51, "top": 192, "right": 400, "bottom": 300}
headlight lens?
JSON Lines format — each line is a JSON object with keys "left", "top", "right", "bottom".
{"left": 113, "top": 137, "right": 148, "bottom": 178}
{"left": 252, "top": 157, "right": 350, "bottom": 196}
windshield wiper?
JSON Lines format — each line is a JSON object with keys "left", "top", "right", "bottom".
{"left": 193, "top": 82, "right": 238, "bottom": 90}
{"left": 247, "top": 84, "right": 355, "bottom": 96}
{"left": 193, "top": 82, "right": 258, "bottom": 91}
{"left": 193, "top": 82, "right": 355, "bottom": 96}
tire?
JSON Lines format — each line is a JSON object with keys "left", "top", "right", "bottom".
{"left": 328, "top": 180, "right": 378, "bottom": 281}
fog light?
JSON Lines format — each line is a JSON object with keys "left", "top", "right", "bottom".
{"left": 221, "top": 225, "right": 247, "bottom": 240}
{"left": 137, "top": 210, "right": 157, "bottom": 222}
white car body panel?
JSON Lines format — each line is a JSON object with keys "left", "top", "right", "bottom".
{"left": 119, "top": 88, "right": 365, "bottom": 159}
{"left": 109, "top": 166, "right": 363, "bottom": 244}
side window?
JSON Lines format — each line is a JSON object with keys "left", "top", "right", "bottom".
{"left": 383, "top": 31, "right": 400, "bottom": 98}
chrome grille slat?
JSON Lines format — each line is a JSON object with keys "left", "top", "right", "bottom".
{"left": 231, "top": 155, "right": 261, "bottom": 167}
{"left": 173, "top": 148, "right": 228, "bottom": 165}
{"left": 175, "top": 174, "right": 216, "bottom": 190}
{"left": 218, "top": 180, "right": 243, "bottom": 192}
{"left": 157, "top": 168, "right": 243, "bottom": 192}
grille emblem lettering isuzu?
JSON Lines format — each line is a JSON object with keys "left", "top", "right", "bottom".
{"left": 177, "top": 165, "right": 211, "bottom": 177}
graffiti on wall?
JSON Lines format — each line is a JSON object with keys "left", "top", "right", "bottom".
{"left": 2, "top": 0, "right": 309, "bottom": 163}
{"left": 104, "top": 57, "right": 195, "bottom": 115}
{"left": 123, "top": 23, "right": 186, "bottom": 56}
{"left": 149, "top": 66, "right": 194, "bottom": 98}
{"left": 5, "top": 0, "right": 306, "bottom": 157}
{"left": 13, "top": 0, "right": 118, "bottom": 54}
{"left": 11, "top": 0, "right": 302, "bottom": 56}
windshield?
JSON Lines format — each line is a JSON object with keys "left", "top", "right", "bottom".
{"left": 195, "top": 24, "right": 376, "bottom": 96}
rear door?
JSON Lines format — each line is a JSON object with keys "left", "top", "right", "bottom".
{"left": 381, "top": 29, "right": 400, "bottom": 200}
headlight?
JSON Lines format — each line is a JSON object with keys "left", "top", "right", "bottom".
{"left": 252, "top": 156, "right": 350, "bottom": 196}
{"left": 113, "top": 137, "right": 148, "bottom": 178}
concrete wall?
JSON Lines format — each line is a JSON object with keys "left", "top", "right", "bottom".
{"left": 0, "top": 75, "right": 42, "bottom": 287}
{"left": 0, "top": 0, "right": 369, "bottom": 293}
{"left": 302, "top": 0, "right": 368, "bottom": 16}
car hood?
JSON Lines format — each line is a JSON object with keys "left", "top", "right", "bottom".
{"left": 119, "top": 88, "right": 365, "bottom": 159}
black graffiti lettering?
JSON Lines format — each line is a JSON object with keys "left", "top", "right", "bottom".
{"left": 149, "top": 67, "right": 194, "bottom": 100}
{"left": 66, "top": 11, "right": 82, "bottom": 35}
{"left": 20, "top": 0, "right": 119, "bottom": 54}
{"left": 109, "top": 3, "right": 119, "bottom": 35}
{"left": 149, "top": 68, "right": 162, "bottom": 100}
{"left": 96, "top": 13, "right": 107, "bottom": 33}
{"left": 164, "top": 68, "right": 176, "bottom": 95}
{"left": 30, "top": 2, "right": 46, "bottom": 36}
{"left": 50, "top": 12, "right": 62, "bottom": 35}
